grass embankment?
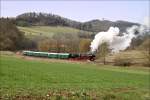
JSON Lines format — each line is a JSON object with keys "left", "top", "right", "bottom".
{"left": 0, "top": 53, "right": 149, "bottom": 100}
{"left": 17, "top": 26, "right": 91, "bottom": 37}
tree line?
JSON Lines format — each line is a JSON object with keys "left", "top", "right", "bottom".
{"left": 15, "top": 12, "right": 139, "bottom": 32}
{"left": 0, "top": 18, "right": 36, "bottom": 51}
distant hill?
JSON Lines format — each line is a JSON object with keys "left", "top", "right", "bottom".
{"left": 84, "top": 20, "right": 140, "bottom": 32}
{"left": 15, "top": 12, "right": 139, "bottom": 32}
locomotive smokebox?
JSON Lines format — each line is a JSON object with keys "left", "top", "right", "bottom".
{"left": 86, "top": 51, "right": 96, "bottom": 61}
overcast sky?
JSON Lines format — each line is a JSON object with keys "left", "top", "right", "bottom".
{"left": 1, "top": 0, "right": 149, "bottom": 23}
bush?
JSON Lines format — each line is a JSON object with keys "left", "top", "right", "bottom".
{"left": 114, "top": 57, "right": 132, "bottom": 67}
{"left": 16, "top": 20, "right": 30, "bottom": 27}
{"left": 143, "top": 61, "right": 150, "bottom": 67}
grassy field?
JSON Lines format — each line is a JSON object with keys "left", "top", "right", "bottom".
{"left": 0, "top": 53, "right": 150, "bottom": 99}
{"left": 17, "top": 26, "right": 91, "bottom": 37}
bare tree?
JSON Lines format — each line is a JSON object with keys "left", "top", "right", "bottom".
{"left": 97, "top": 42, "right": 109, "bottom": 64}
{"left": 79, "top": 38, "right": 91, "bottom": 53}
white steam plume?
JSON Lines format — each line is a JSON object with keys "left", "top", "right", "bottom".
{"left": 143, "top": 16, "right": 150, "bottom": 28}
{"left": 90, "top": 17, "right": 150, "bottom": 53}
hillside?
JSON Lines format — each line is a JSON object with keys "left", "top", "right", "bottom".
{"left": 84, "top": 20, "right": 140, "bottom": 32}
{"left": 15, "top": 12, "right": 139, "bottom": 32}
{"left": 17, "top": 26, "right": 91, "bottom": 37}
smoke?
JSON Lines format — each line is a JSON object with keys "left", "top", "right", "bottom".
{"left": 90, "top": 17, "right": 150, "bottom": 53}
{"left": 143, "top": 16, "right": 150, "bottom": 28}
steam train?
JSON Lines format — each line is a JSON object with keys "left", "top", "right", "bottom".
{"left": 23, "top": 51, "right": 95, "bottom": 61}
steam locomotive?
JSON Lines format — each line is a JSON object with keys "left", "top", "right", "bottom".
{"left": 23, "top": 51, "right": 95, "bottom": 61}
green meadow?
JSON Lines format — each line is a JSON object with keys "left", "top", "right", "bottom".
{"left": 18, "top": 26, "right": 91, "bottom": 37}
{"left": 0, "top": 54, "right": 149, "bottom": 100}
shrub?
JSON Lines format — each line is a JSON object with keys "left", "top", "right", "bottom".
{"left": 143, "top": 60, "right": 150, "bottom": 67}
{"left": 114, "top": 57, "right": 132, "bottom": 67}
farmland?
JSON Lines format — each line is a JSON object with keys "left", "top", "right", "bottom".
{"left": 18, "top": 26, "right": 92, "bottom": 37}
{"left": 0, "top": 52, "right": 149, "bottom": 100}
